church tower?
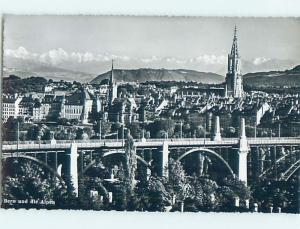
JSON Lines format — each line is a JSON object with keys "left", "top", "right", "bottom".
{"left": 225, "top": 26, "right": 243, "bottom": 98}
{"left": 108, "top": 60, "right": 118, "bottom": 105}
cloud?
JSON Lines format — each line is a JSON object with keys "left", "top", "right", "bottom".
{"left": 4, "top": 46, "right": 39, "bottom": 60}
{"left": 141, "top": 56, "right": 160, "bottom": 63}
{"left": 141, "top": 55, "right": 227, "bottom": 65}
{"left": 252, "top": 57, "right": 271, "bottom": 65}
{"left": 192, "top": 55, "right": 227, "bottom": 65}
{"left": 4, "top": 47, "right": 131, "bottom": 65}
{"left": 5, "top": 46, "right": 286, "bottom": 74}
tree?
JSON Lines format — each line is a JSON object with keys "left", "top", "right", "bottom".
{"left": 215, "top": 176, "right": 251, "bottom": 211}
{"left": 194, "top": 125, "right": 206, "bottom": 138}
{"left": 185, "top": 176, "right": 219, "bottom": 212}
{"left": 57, "top": 118, "right": 69, "bottom": 126}
{"left": 123, "top": 130, "right": 137, "bottom": 195}
{"left": 2, "top": 159, "right": 70, "bottom": 209}
{"left": 69, "top": 119, "right": 79, "bottom": 125}
{"left": 3, "top": 76, "right": 48, "bottom": 94}
{"left": 219, "top": 177, "right": 251, "bottom": 201}
{"left": 2, "top": 117, "right": 27, "bottom": 141}
{"left": 26, "top": 124, "right": 51, "bottom": 141}
{"left": 93, "top": 121, "right": 112, "bottom": 138}
{"left": 182, "top": 123, "right": 191, "bottom": 137}
{"left": 149, "top": 119, "right": 175, "bottom": 138}
{"left": 166, "top": 159, "right": 190, "bottom": 203}
{"left": 147, "top": 176, "right": 171, "bottom": 211}
{"left": 127, "top": 122, "right": 142, "bottom": 139}
{"left": 113, "top": 130, "right": 138, "bottom": 209}
{"left": 251, "top": 179, "right": 298, "bottom": 213}
{"left": 78, "top": 177, "right": 108, "bottom": 210}
{"left": 132, "top": 180, "right": 151, "bottom": 211}
{"left": 54, "top": 126, "right": 77, "bottom": 140}
{"left": 76, "top": 128, "right": 92, "bottom": 140}
{"left": 27, "top": 125, "right": 42, "bottom": 140}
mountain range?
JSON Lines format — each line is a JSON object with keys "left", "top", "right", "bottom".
{"left": 243, "top": 65, "right": 300, "bottom": 88}
{"left": 3, "top": 56, "right": 300, "bottom": 87}
{"left": 90, "top": 68, "right": 224, "bottom": 84}
{"left": 3, "top": 50, "right": 299, "bottom": 82}
{"left": 91, "top": 65, "right": 300, "bottom": 88}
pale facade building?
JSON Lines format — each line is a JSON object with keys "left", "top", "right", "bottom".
{"left": 2, "top": 94, "right": 22, "bottom": 122}
{"left": 32, "top": 103, "right": 51, "bottom": 121}
{"left": 59, "top": 89, "right": 93, "bottom": 123}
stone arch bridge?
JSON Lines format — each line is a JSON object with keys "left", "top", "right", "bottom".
{"left": 2, "top": 118, "right": 300, "bottom": 196}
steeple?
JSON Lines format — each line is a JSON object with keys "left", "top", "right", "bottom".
{"left": 108, "top": 59, "right": 118, "bottom": 105}
{"left": 225, "top": 26, "right": 243, "bottom": 98}
{"left": 110, "top": 59, "right": 114, "bottom": 86}
{"left": 230, "top": 26, "right": 239, "bottom": 58}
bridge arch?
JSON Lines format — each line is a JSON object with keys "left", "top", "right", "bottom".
{"left": 176, "top": 148, "right": 234, "bottom": 176}
{"left": 259, "top": 149, "right": 300, "bottom": 179}
{"left": 281, "top": 160, "right": 300, "bottom": 181}
{"left": 2, "top": 155, "right": 64, "bottom": 183}
{"left": 82, "top": 150, "right": 150, "bottom": 175}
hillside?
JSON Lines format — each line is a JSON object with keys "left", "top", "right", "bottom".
{"left": 243, "top": 65, "right": 300, "bottom": 88}
{"left": 3, "top": 66, "right": 94, "bottom": 83}
{"left": 91, "top": 68, "right": 224, "bottom": 84}
{"left": 3, "top": 75, "right": 48, "bottom": 94}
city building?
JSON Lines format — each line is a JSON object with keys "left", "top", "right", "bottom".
{"left": 2, "top": 94, "right": 22, "bottom": 122}
{"left": 61, "top": 89, "right": 93, "bottom": 124}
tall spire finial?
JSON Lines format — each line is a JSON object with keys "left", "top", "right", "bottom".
{"left": 234, "top": 25, "right": 237, "bottom": 40}
{"left": 230, "top": 25, "right": 239, "bottom": 57}
{"left": 110, "top": 59, "right": 114, "bottom": 86}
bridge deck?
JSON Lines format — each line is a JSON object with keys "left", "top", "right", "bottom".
{"left": 2, "top": 137, "right": 300, "bottom": 152}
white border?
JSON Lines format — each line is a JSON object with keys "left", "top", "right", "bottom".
{"left": 0, "top": 0, "right": 299, "bottom": 228}
{"left": 0, "top": 0, "right": 300, "bottom": 16}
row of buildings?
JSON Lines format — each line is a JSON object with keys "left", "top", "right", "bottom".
{"left": 2, "top": 89, "right": 93, "bottom": 124}
{"left": 2, "top": 27, "right": 299, "bottom": 137}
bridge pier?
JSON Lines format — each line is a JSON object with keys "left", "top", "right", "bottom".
{"left": 159, "top": 141, "right": 169, "bottom": 177}
{"left": 212, "top": 116, "right": 222, "bottom": 141}
{"left": 251, "top": 147, "right": 259, "bottom": 179}
{"left": 237, "top": 118, "right": 249, "bottom": 185}
{"left": 258, "top": 148, "right": 265, "bottom": 174}
{"left": 66, "top": 143, "right": 79, "bottom": 196}
{"left": 270, "top": 146, "right": 277, "bottom": 164}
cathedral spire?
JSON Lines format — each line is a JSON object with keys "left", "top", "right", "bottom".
{"left": 234, "top": 25, "right": 237, "bottom": 40}
{"left": 109, "top": 59, "right": 118, "bottom": 104}
{"left": 110, "top": 59, "right": 114, "bottom": 85}
{"left": 225, "top": 26, "right": 243, "bottom": 98}
{"left": 231, "top": 26, "right": 239, "bottom": 58}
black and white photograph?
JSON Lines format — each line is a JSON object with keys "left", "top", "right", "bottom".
{"left": 1, "top": 15, "right": 299, "bottom": 213}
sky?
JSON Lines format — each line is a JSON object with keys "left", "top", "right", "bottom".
{"left": 3, "top": 15, "right": 300, "bottom": 74}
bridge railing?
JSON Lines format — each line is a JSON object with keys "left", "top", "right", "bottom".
{"left": 2, "top": 137, "right": 300, "bottom": 147}
{"left": 2, "top": 137, "right": 237, "bottom": 145}
{"left": 248, "top": 137, "right": 300, "bottom": 145}
{"left": 2, "top": 139, "right": 124, "bottom": 145}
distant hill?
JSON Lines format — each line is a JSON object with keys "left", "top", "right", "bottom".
{"left": 3, "top": 75, "right": 48, "bottom": 94}
{"left": 243, "top": 65, "right": 300, "bottom": 88}
{"left": 3, "top": 65, "right": 94, "bottom": 83}
{"left": 91, "top": 68, "right": 225, "bottom": 84}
